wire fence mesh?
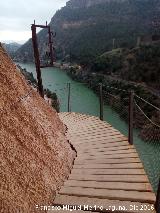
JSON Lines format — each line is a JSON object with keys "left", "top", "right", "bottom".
{"left": 103, "top": 90, "right": 129, "bottom": 123}
{"left": 133, "top": 94, "right": 160, "bottom": 193}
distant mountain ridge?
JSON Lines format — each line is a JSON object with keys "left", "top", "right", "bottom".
{"left": 3, "top": 42, "right": 21, "bottom": 58}
{"left": 15, "top": 0, "right": 160, "bottom": 62}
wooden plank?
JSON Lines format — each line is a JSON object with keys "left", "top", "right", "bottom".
{"left": 69, "top": 174, "right": 149, "bottom": 183}
{"left": 59, "top": 186, "right": 156, "bottom": 204}
{"left": 78, "top": 149, "right": 137, "bottom": 156}
{"left": 77, "top": 149, "right": 137, "bottom": 156}
{"left": 73, "top": 138, "right": 128, "bottom": 146}
{"left": 71, "top": 168, "right": 145, "bottom": 175}
{"left": 71, "top": 139, "right": 128, "bottom": 147}
{"left": 71, "top": 127, "right": 120, "bottom": 133}
{"left": 69, "top": 125, "right": 117, "bottom": 132}
{"left": 68, "top": 127, "right": 111, "bottom": 135}
{"left": 77, "top": 152, "right": 137, "bottom": 158}
{"left": 74, "top": 135, "right": 127, "bottom": 141}
{"left": 54, "top": 195, "right": 156, "bottom": 213}
{"left": 68, "top": 133, "right": 125, "bottom": 142}
{"left": 68, "top": 126, "right": 112, "bottom": 133}
{"left": 69, "top": 124, "right": 113, "bottom": 130}
{"left": 76, "top": 153, "right": 139, "bottom": 160}
{"left": 70, "top": 134, "right": 127, "bottom": 142}
{"left": 68, "top": 130, "right": 122, "bottom": 137}
{"left": 73, "top": 162, "right": 144, "bottom": 169}
{"left": 70, "top": 136, "right": 126, "bottom": 146}
{"left": 74, "top": 158, "right": 141, "bottom": 165}
{"left": 75, "top": 141, "right": 129, "bottom": 148}
{"left": 68, "top": 126, "right": 112, "bottom": 134}
{"left": 64, "top": 180, "right": 153, "bottom": 192}
{"left": 76, "top": 144, "right": 134, "bottom": 152}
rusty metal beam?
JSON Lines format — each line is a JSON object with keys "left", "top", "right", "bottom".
{"left": 31, "top": 21, "right": 56, "bottom": 98}
{"left": 48, "top": 27, "right": 54, "bottom": 65}
{"left": 33, "top": 24, "right": 50, "bottom": 29}
{"left": 31, "top": 24, "right": 44, "bottom": 98}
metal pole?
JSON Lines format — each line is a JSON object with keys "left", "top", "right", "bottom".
{"left": 99, "top": 83, "right": 103, "bottom": 121}
{"left": 155, "top": 178, "right": 160, "bottom": 213}
{"left": 31, "top": 24, "right": 44, "bottom": 98}
{"left": 67, "top": 83, "right": 71, "bottom": 112}
{"left": 48, "top": 26, "right": 54, "bottom": 65}
{"left": 128, "top": 90, "right": 134, "bottom": 145}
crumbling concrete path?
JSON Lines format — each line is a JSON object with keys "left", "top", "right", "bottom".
{"left": 54, "top": 112, "right": 156, "bottom": 213}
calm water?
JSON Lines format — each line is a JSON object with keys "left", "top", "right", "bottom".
{"left": 19, "top": 63, "right": 160, "bottom": 192}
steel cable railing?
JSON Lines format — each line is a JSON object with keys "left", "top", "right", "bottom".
{"left": 132, "top": 94, "right": 160, "bottom": 212}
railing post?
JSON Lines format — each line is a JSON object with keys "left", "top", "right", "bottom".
{"left": 99, "top": 83, "right": 103, "bottom": 121}
{"left": 31, "top": 24, "right": 44, "bottom": 98}
{"left": 67, "top": 82, "right": 71, "bottom": 112}
{"left": 155, "top": 178, "right": 160, "bottom": 213}
{"left": 128, "top": 90, "right": 134, "bottom": 145}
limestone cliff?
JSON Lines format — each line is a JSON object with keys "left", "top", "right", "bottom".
{"left": 0, "top": 44, "right": 75, "bottom": 212}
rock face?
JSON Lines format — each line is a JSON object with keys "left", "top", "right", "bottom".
{"left": 66, "top": 0, "right": 113, "bottom": 8}
{"left": 0, "top": 44, "right": 75, "bottom": 212}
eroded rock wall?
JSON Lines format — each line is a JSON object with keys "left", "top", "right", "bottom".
{"left": 0, "top": 45, "right": 75, "bottom": 212}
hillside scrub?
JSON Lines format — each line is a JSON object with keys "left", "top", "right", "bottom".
{"left": 92, "top": 44, "right": 160, "bottom": 90}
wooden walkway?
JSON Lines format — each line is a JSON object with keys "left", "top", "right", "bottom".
{"left": 54, "top": 112, "right": 156, "bottom": 212}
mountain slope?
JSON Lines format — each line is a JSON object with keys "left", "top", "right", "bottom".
{"left": 92, "top": 43, "right": 160, "bottom": 89}
{"left": 15, "top": 0, "right": 160, "bottom": 62}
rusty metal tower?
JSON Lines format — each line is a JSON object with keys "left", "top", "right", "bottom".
{"left": 31, "top": 20, "right": 56, "bottom": 98}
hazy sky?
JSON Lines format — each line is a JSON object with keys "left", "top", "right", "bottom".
{"left": 0, "top": 0, "right": 68, "bottom": 43}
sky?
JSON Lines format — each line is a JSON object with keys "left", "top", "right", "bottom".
{"left": 0, "top": 0, "right": 68, "bottom": 44}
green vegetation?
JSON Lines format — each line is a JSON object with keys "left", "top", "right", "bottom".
{"left": 44, "top": 89, "right": 60, "bottom": 112}
{"left": 91, "top": 44, "right": 160, "bottom": 89}
{"left": 53, "top": 0, "right": 159, "bottom": 62}
{"left": 92, "top": 48, "right": 124, "bottom": 74}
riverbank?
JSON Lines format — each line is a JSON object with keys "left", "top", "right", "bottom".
{"left": 16, "top": 64, "right": 60, "bottom": 112}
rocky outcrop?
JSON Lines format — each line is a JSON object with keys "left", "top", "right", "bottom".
{"left": 0, "top": 44, "right": 75, "bottom": 212}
